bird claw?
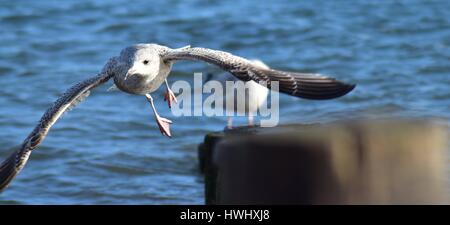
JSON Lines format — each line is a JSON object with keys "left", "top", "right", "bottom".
{"left": 156, "top": 115, "right": 172, "bottom": 137}
{"left": 164, "top": 90, "right": 177, "bottom": 108}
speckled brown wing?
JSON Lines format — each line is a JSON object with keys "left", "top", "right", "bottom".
{"left": 163, "top": 47, "right": 356, "bottom": 100}
{"left": 0, "top": 72, "right": 113, "bottom": 192}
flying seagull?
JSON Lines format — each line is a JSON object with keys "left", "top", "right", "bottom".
{"left": 205, "top": 59, "right": 270, "bottom": 129}
{"left": 0, "top": 43, "right": 355, "bottom": 192}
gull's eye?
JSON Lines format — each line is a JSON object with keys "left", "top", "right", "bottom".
{"left": 143, "top": 60, "right": 149, "bottom": 65}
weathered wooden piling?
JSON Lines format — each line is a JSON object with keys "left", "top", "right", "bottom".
{"left": 198, "top": 120, "right": 449, "bottom": 204}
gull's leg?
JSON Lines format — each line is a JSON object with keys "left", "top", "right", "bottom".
{"left": 247, "top": 113, "right": 254, "bottom": 127}
{"left": 163, "top": 79, "right": 177, "bottom": 108}
{"left": 227, "top": 117, "right": 233, "bottom": 130}
{"left": 145, "top": 94, "right": 172, "bottom": 137}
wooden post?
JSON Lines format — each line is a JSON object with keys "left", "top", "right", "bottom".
{"left": 199, "top": 120, "right": 449, "bottom": 204}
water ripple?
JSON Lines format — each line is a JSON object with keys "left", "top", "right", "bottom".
{"left": 0, "top": 0, "right": 449, "bottom": 204}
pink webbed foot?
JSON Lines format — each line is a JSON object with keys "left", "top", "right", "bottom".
{"left": 155, "top": 115, "right": 173, "bottom": 137}
{"left": 164, "top": 89, "right": 178, "bottom": 108}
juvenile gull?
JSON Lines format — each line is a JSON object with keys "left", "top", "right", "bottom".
{"left": 0, "top": 43, "right": 355, "bottom": 191}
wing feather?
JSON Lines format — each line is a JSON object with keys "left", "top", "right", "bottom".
{"left": 163, "top": 47, "right": 355, "bottom": 99}
{"left": 0, "top": 72, "right": 113, "bottom": 192}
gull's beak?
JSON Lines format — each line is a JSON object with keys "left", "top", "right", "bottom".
{"left": 124, "top": 68, "right": 138, "bottom": 80}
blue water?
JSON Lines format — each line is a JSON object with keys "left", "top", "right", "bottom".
{"left": 0, "top": 0, "right": 449, "bottom": 204}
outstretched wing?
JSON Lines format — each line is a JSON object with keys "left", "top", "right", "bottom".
{"left": 163, "top": 47, "right": 355, "bottom": 100}
{"left": 0, "top": 72, "right": 113, "bottom": 192}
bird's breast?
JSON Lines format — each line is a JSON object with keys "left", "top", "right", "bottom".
{"left": 113, "top": 62, "right": 172, "bottom": 95}
{"left": 114, "top": 73, "right": 152, "bottom": 95}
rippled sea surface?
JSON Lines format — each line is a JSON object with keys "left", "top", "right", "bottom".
{"left": 0, "top": 0, "right": 449, "bottom": 204}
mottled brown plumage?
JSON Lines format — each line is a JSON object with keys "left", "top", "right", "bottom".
{"left": 0, "top": 43, "right": 355, "bottom": 192}
{"left": 0, "top": 72, "right": 113, "bottom": 191}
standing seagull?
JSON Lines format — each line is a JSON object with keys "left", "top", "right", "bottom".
{"left": 0, "top": 43, "right": 355, "bottom": 191}
{"left": 206, "top": 59, "right": 270, "bottom": 129}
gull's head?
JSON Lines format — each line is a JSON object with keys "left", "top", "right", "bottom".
{"left": 120, "top": 44, "right": 164, "bottom": 80}
{"left": 113, "top": 44, "right": 172, "bottom": 95}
